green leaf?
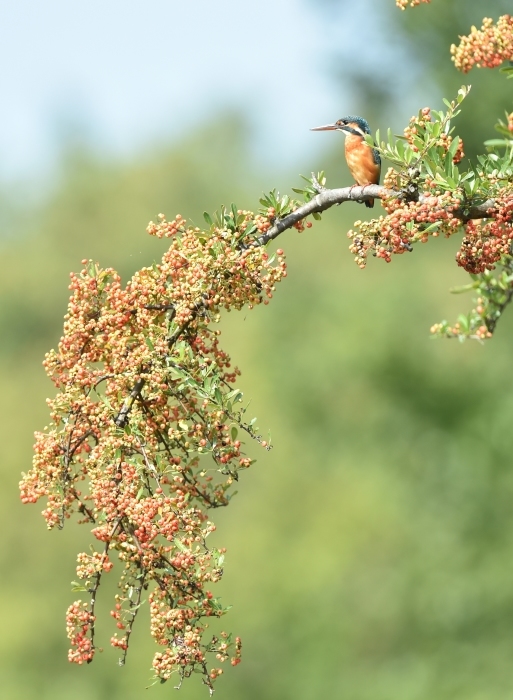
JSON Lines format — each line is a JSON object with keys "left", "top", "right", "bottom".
{"left": 449, "top": 283, "right": 476, "bottom": 294}
{"left": 457, "top": 314, "right": 469, "bottom": 332}
{"left": 169, "top": 365, "right": 186, "bottom": 379}
{"left": 225, "top": 388, "right": 243, "bottom": 402}
{"left": 457, "top": 85, "right": 471, "bottom": 102}
{"left": 363, "top": 133, "right": 375, "bottom": 149}
{"left": 174, "top": 538, "right": 188, "bottom": 553}
{"left": 71, "top": 582, "right": 88, "bottom": 592}
{"left": 243, "top": 223, "right": 257, "bottom": 237}
{"left": 447, "top": 136, "right": 460, "bottom": 162}
{"left": 485, "top": 138, "right": 511, "bottom": 148}
{"left": 423, "top": 159, "right": 435, "bottom": 178}
{"left": 404, "top": 148, "right": 414, "bottom": 165}
{"left": 421, "top": 222, "right": 440, "bottom": 234}
{"left": 203, "top": 211, "right": 213, "bottom": 226}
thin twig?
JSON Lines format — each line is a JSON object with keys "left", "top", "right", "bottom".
{"left": 138, "top": 441, "right": 161, "bottom": 489}
{"left": 88, "top": 518, "right": 122, "bottom": 660}
{"left": 118, "top": 571, "right": 146, "bottom": 666}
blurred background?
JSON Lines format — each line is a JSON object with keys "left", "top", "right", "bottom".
{"left": 2, "top": 1, "right": 513, "bottom": 698}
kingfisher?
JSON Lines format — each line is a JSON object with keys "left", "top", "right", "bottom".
{"left": 311, "top": 116, "right": 381, "bottom": 208}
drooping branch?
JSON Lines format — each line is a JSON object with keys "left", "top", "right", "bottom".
{"left": 112, "top": 184, "right": 497, "bottom": 427}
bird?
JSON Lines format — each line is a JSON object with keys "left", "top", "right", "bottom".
{"left": 311, "top": 116, "right": 381, "bottom": 208}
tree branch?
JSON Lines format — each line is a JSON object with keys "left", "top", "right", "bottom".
{"left": 256, "top": 185, "right": 496, "bottom": 246}
{"left": 112, "top": 184, "right": 496, "bottom": 428}
{"left": 114, "top": 378, "right": 146, "bottom": 428}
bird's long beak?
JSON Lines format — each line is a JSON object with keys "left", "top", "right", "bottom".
{"left": 310, "top": 123, "right": 339, "bottom": 131}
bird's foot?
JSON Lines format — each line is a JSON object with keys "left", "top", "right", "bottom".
{"left": 348, "top": 184, "right": 364, "bottom": 203}
{"left": 352, "top": 184, "right": 373, "bottom": 204}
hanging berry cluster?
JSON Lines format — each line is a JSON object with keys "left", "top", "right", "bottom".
{"left": 430, "top": 255, "right": 513, "bottom": 342}
{"left": 396, "top": 0, "right": 430, "bottom": 10}
{"left": 456, "top": 193, "right": 513, "bottom": 274}
{"left": 347, "top": 189, "right": 461, "bottom": 268}
{"left": 451, "top": 15, "right": 513, "bottom": 73}
{"left": 20, "top": 207, "right": 289, "bottom": 692}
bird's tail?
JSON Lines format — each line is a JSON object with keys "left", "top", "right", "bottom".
{"left": 365, "top": 198, "right": 374, "bottom": 209}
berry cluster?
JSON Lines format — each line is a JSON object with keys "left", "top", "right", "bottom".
{"left": 20, "top": 210, "right": 287, "bottom": 691}
{"left": 396, "top": 0, "right": 430, "bottom": 10}
{"left": 403, "top": 107, "right": 432, "bottom": 148}
{"left": 403, "top": 107, "right": 464, "bottom": 162}
{"left": 430, "top": 317, "right": 492, "bottom": 342}
{"left": 348, "top": 188, "right": 461, "bottom": 268}
{"left": 451, "top": 15, "right": 513, "bottom": 73}
{"left": 456, "top": 194, "right": 513, "bottom": 273}
{"left": 66, "top": 601, "right": 95, "bottom": 664}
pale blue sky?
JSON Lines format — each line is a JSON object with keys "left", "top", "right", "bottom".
{"left": 0, "top": 0, "right": 420, "bottom": 180}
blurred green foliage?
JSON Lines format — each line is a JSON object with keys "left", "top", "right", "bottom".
{"left": 4, "top": 3, "right": 513, "bottom": 696}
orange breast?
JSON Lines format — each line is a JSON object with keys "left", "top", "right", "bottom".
{"left": 344, "top": 136, "right": 380, "bottom": 186}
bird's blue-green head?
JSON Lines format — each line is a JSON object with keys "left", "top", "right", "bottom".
{"left": 311, "top": 115, "right": 371, "bottom": 137}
